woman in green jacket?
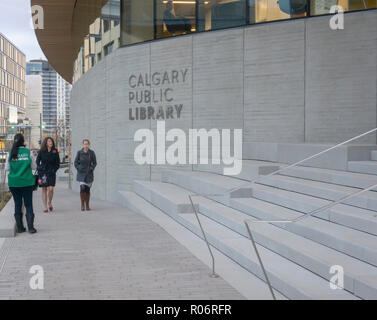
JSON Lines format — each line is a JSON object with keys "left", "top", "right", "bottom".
{"left": 5, "top": 134, "right": 37, "bottom": 234}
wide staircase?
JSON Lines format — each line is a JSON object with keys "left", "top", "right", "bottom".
{"left": 121, "top": 148, "right": 377, "bottom": 300}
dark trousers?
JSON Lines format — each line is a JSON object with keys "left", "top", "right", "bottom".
{"left": 80, "top": 184, "right": 91, "bottom": 194}
{"left": 9, "top": 186, "right": 34, "bottom": 230}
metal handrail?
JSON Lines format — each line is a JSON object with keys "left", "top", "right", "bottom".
{"left": 245, "top": 180, "right": 377, "bottom": 300}
{"left": 188, "top": 195, "right": 218, "bottom": 278}
{"left": 187, "top": 127, "right": 377, "bottom": 295}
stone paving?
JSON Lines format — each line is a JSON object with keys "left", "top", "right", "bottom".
{"left": 0, "top": 183, "right": 244, "bottom": 300}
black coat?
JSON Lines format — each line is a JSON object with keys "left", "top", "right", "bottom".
{"left": 36, "top": 149, "right": 60, "bottom": 175}
{"left": 74, "top": 149, "right": 97, "bottom": 184}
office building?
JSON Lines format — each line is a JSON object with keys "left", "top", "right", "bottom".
{"left": 26, "top": 60, "right": 71, "bottom": 138}
{"left": 0, "top": 32, "right": 26, "bottom": 148}
{"left": 25, "top": 74, "right": 42, "bottom": 149}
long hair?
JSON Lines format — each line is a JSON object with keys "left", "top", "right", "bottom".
{"left": 10, "top": 133, "right": 25, "bottom": 161}
{"left": 40, "top": 137, "right": 56, "bottom": 152}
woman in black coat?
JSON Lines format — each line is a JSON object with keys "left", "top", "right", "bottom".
{"left": 36, "top": 137, "right": 60, "bottom": 213}
{"left": 74, "top": 139, "right": 97, "bottom": 211}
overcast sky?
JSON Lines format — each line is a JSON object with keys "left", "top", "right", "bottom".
{"left": 0, "top": 0, "right": 46, "bottom": 61}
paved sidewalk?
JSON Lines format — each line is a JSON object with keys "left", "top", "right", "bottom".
{"left": 0, "top": 183, "right": 244, "bottom": 300}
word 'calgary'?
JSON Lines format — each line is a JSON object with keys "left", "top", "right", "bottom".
{"left": 129, "top": 69, "right": 189, "bottom": 88}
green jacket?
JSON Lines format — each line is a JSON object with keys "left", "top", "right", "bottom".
{"left": 8, "top": 147, "right": 35, "bottom": 188}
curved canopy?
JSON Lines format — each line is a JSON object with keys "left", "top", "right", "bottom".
{"left": 31, "top": 0, "right": 108, "bottom": 83}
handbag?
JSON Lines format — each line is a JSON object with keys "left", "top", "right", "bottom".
{"left": 38, "top": 173, "right": 48, "bottom": 188}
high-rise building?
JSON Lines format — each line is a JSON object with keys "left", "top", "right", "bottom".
{"left": 26, "top": 60, "right": 71, "bottom": 137}
{"left": 0, "top": 32, "right": 26, "bottom": 148}
{"left": 25, "top": 74, "right": 42, "bottom": 149}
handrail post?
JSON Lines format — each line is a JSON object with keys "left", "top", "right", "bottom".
{"left": 189, "top": 195, "right": 219, "bottom": 278}
{"left": 245, "top": 221, "right": 276, "bottom": 300}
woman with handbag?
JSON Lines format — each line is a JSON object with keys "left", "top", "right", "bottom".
{"left": 74, "top": 139, "right": 97, "bottom": 211}
{"left": 36, "top": 137, "right": 60, "bottom": 213}
{"left": 5, "top": 134, "right": 37, "bottom": 234}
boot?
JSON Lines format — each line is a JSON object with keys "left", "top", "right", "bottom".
{"left": 85, "top": 192, "right": 91, "bottom": 211}
{"left": 26, "top": 213, "right": 37, "bottom": 234}
{"left": 80, "top": 192, "right": 85, "bottom": 211}
{"left": 14, "top": 213, "right": 26, "bottom": 233}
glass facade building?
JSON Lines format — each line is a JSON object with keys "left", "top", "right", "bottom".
{"left": 0, "top": 32, "right": 26, "bottom": 140}
{"left": 27, "top": 60, "right": 71, "bottom": 135}
{"left": 73, "top": 0, "right": 376, "bottom": 81}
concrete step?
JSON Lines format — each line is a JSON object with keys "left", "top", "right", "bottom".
{"left": 178, "top": 213, "right": 356, "bottom": 299}
{"left": 229, "top": 197, "right": 377, "bottom": 267}
{"left": 258, "top": 174, "right": 377, "bottom": 212}
{"left": 155, "top": 169, "right": 377, "bottom": 264}
{"left": 120, "top": 191, "right": 287, "bottom": 300}
{"left": 243, "top": 142, "right": 377, "bottom": 171}
{"left": 161, "top": 169, "right": 377, "bottom": 234}
{"left": 371, "top": 151, "right": 377, "bottom": 161}
{"left": 279, "top": 166, "right": 377, "bottom": 189}
{"left": 121, "top": 190, "right": 150, "bottom": 218}
{"left": 348, "top": 161, "right": 377, "bottom": 175}
{"left": 133, "top": 180, "right": 198, "bottom": 216}
{"left": 250, "top": 183, "right": 377, "bottom": 236}
{"left": 356, "top": 275, "right": 377, "bottom": 299}
{"left": 121, "top": 184, "right": 367, "bottom": 299}
{"left": 194, "top": 160, "right": 281, "bottom": 182}
{"left": 196, "top": 197, "right": 377, "bottom": 299}
{"left": 162, "top": 169, "right": 253, "bottom": 203}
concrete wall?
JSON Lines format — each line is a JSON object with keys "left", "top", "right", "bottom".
{"left": 305, "top": 12, "right": 377, "bottom": 144}
{"left": 71, "top": 10, "right": 377, "bottom": 203}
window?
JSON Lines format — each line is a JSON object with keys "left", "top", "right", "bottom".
{"left": 71, "top": 0, "right": 377, "bottom": 82}
{"left": 249, "top": 0, "right": 306, "bottom": 24}
{"left": 310, "top": 0, "right": 376, "bottom": 15}
{"left": 121, "top": 0, "right": 154, "bottom": 46}
{"left": 156, "top": 0, "right": 196, "bottom": 39}
{"left": 103, "top": 19, "right": 111, "bottom": 33}
{"left": 198, "top": 0, "right": 247, "bottom": 31}
{"left": 104, "top": 42, "right": 114, "bottom": 56}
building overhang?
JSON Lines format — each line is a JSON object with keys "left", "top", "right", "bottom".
{"left": 31, "top": 0, "right": 108, "bottom": 83}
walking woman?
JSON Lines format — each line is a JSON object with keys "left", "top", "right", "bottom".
{"left": 5, "top": 134, "right": 37, "bottom": 234}
{"left": 74, "top": 139, "right": 97, "bottom": 211}
{"left": 36, "top": 137, "right": 60, "bottom": 213}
